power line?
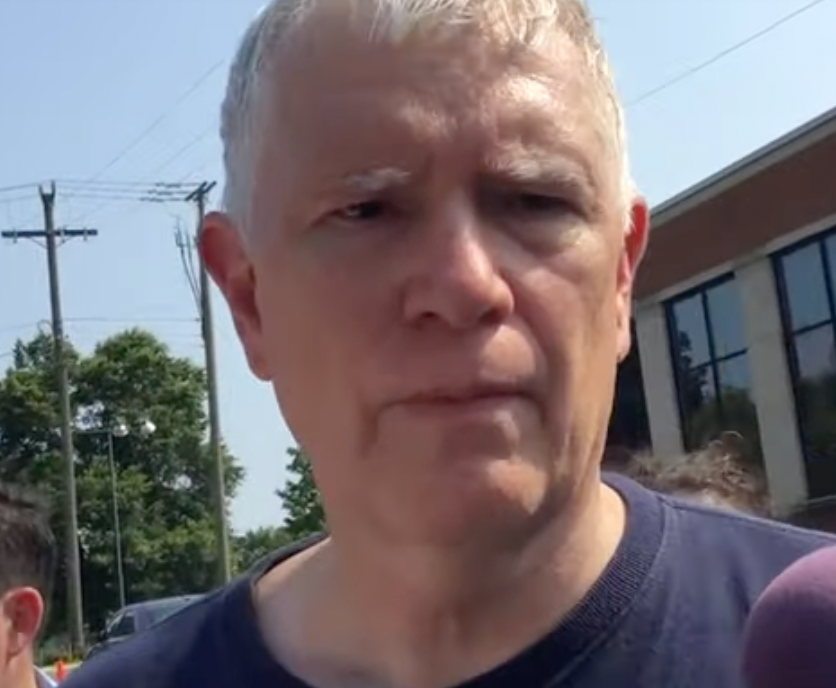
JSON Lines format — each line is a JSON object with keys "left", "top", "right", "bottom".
{"left": 80, "top": 60, "right": 224, "bottom": 183}
{"left": 0, "top": 182, "right": 39, "bottom": 195}
{"left": 626, "top": 0, "right": 828, "bottom": 108}
{"left": 56, "top": 178, "right": 196, "bottom": 191}
{"left": 45, "top": 60, "right": 223, "bottom": 229}
{"left": 66, "top": 124, "right": 216, "bottom": 226}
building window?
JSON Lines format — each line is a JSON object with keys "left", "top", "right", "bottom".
{"left": 775, "top": 232, "right": 836, "bottom": 499}
{"left": 666, "top": 277, "right": 761, "bottom": 459}
{"left": 605, "top": 319, "right": 651, "bottom": 468}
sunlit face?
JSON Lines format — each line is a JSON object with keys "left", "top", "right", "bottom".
{"left": 204, "top": 12, "right": 648, "bottom": 547}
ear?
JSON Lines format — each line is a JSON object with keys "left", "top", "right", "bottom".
{"left": 1, "top": 588, "right": 44, "bottom": 657}
{"left": 616, "top": 197, "right": 650, "bottom": 362}
{"left": 200, "top": 211, "right": 272, "bottom": 380}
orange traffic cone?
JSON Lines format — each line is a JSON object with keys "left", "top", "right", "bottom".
{"left": 55, "top": 659, "right": 68, "bottom": 682}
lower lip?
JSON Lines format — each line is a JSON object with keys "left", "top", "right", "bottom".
{"left": 399, "top": 394, "right": 529, "bottom": 417}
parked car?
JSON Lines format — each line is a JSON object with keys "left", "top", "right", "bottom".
{"left": 85, "top": 594, "right": 203, "bottom": 660}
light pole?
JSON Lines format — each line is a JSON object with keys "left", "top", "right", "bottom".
{"left": 78, "top": 419, "right": 155, "bottom": 610}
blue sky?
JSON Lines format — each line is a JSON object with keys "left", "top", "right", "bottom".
{"left": 1, "top": 0, "right": 834, "bottom": 534}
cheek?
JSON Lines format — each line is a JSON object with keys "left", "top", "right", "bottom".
{"left": 253, "top": 255, "right": 390, "bottom": 446}
{"left": 516, "top": 242, "right": 620, "bottom": 409}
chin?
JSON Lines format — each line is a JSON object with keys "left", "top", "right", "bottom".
{"left": 382, "top": 456, "right": 557, "bottom": 548}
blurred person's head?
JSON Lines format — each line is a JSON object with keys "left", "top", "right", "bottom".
{"left": 618, "top": 434, "right": 773, "bottom": 518}
{"left": 203, "top": 0, "right": 649, "bottom": 555}
{"left": 0, "top": 483, "right": 56, "bottom": 688}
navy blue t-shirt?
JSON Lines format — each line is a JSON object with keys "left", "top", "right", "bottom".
{"left": 63, "top": 475, "right": 836, "bottom": 687}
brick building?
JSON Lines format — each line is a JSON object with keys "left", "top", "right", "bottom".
{"left": 608, "top": 104, "right": 836, "bottom": 529}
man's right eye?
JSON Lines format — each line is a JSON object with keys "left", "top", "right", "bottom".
{"left": 334, "top": 201, "right": 385, "bottom": 222}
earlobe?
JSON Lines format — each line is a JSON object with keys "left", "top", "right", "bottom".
{"left": 200, "top": 212, "right": 272, "bottom": 381}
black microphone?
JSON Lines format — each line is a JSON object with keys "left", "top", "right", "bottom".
{"left": 741, "top": 545, "right": 836, "bottom": 687}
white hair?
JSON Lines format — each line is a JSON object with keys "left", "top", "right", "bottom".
{"left": 220, "top": 0, "right": 635, "bottom": 234}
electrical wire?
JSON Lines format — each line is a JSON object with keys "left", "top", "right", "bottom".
{"left": 626, "top": 0, "right": 828, "bottom": 107}
{"left": 0, "top": 182, "right": 39, "bottom": 196}
{"left": 78, "top": 60, "right": 224, "bottom": 184}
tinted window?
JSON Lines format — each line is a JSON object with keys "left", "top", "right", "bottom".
{"left": 706, "top": 279, "right": 746, "bottom": 358}
{"left": 679, "top": 363, "right": 720, "bottom": 450}
{"left": 795, "top": 325, "right": 836, "bottom": 381}
{"left": 716, "top": 356, "right": 761, "bottom": 458}
{"left": 781, "top": 242, "right": 830, "bottom": 331}
{"left": 776, "top": 230, "right": 836, "bottom": 499}
{"left": 667, "top": 277, "right": 761, "bottom": 459}
{"left": 792, "top": 326, "right": 836, "bottom": 498}
{"left": 826, "top": 235, "right": 836, "bottom": 304}
{"left": 671, "top": 294, "right": 710, "bottom": 368}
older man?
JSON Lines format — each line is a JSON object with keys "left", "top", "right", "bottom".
{"left": 66, "top": 1, "right": 835, "bottom": 687}
{"left": 0, "top": 484, "right": 57, "bottom": 688}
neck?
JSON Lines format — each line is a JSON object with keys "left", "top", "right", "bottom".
{"left": 258, "top": 479, "right": 626, "bottom": 688}
{"left": 4, "top": 658, "right": 39, "bottom": 688}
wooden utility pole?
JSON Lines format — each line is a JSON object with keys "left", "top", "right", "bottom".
{"left": 1, "top": 182, "right": 97, "bottom": 654}
{"left": 185, "top": 181, "right": 231, "bottom": 585}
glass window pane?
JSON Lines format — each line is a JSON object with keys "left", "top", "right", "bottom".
{"left": 780, "top": 243, "right": 830, "bottom": 332}
{"left": 716, "top": 355, "right": 761, "bottom": 460}
{"left": 679, "top": 363, "right": 719, "bottom": 450}
{"left": 825, "top": 234, "right": 836, "bottom": 305}
{"left": 792, "top": 326, "right": 836, "bottom": 498}
{"left": 670, "top": 294, "right": 710, "bottom": 369}
{"left": 706, "top": 279, "right": 747, "bottom": 358}
{"left": 795, "top": 325, "right": 836, "bottom": 381}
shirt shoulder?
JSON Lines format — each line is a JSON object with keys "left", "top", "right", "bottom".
{"left": 60, "top": 590, "right": 224, "bottom": 688}
{"left": 659, "top": 492, "right": 836, "bottom": 595}
{"left": 59, "top": 538, "right": 324, "bottom": 688}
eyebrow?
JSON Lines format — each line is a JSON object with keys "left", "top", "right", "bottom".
{"left": 484, "top": 152, "right": 596, "bottom": 193}
{"left": 341, "top": 167, "right": 413, "bottom": 193}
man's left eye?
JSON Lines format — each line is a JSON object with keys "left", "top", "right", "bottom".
{"left": 335, "top": 201, "right": 386, "bottom": 222}
{"left": 510, "top": 193, "right": 569, "bottom": 214}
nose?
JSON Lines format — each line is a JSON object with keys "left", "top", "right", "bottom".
{"left": 401, "top": 203, "right": 514, "bottom": 330}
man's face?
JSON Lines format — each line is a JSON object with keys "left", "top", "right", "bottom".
{"left": 205, "top": 14, "right": 648, "bottom": 546}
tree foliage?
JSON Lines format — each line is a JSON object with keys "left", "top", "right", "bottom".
{"left": 276, "top": 447, "right": 325, "bottom": 540}
{"left": 0, "top": 329, "right": 244, "bottom": 638}
{"left": 233, "top": 526, "right": 292, "bottom": 573}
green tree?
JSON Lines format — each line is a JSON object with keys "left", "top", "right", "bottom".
{"left": 233, "top": 526, "right": 292, "bottom": 573}
{"left": 276, "top": 447, "right": 325, "bottom": 539}
{"left": 0, "top": 328, "right": 244, "bottom": 638}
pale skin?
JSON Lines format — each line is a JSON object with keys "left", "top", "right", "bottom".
{"left": 0, "top": 587, "right": 45, "bottom": 688}
{"left": 203, "top": 8, "right": 649, "bottom": 688}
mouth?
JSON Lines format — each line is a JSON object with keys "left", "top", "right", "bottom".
{"left": 397, "top": 384, "right": 535, "bottom": 412}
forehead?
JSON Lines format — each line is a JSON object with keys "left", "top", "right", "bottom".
{"left": 252, "top": 11, "right": 609, "bottom": 203}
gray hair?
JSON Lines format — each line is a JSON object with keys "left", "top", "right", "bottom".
{"left": 220, "top": 0, "right": 635, "bottom": 235}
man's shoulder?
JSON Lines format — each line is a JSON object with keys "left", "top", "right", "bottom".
{"left": 62, "top": 539, "right": 324, "bottom": 687}
{"left": 661, "top": 493, "right": 836, "bottom": 576}
{"left": 61, "top": 589, "right": 225, "bottom": 688}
